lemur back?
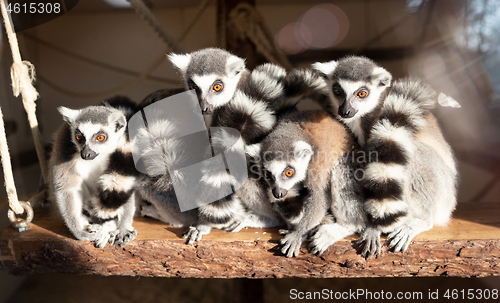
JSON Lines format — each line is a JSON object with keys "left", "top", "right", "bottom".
{"left": 260, "top": 110, "right": 366, "bottom": 257}
{"left": 49, "top": 103, "right": 138, "bottom": 248}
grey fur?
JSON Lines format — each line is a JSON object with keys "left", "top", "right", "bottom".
{"left": 358, "top": 113, "right": 458, "bottom": 258}
{"left": 49, "top": 105, "right": 137, "bottom": 248}
{"left": 331, "top": 56, "right": 379, "bottom": 83}
{"left": 260, "top": 110, "right": 366, "bottom": 257}
{"left": 185, "top": 48, "right": 235, "bottom": 78}
{"left": 312, "top": 56, "right": 457, "bottom": 258}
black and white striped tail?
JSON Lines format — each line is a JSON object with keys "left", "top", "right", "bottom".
{"left": 98, "top": 148, "right": 139, "bottom": 210}
{"left": 363, "top": 78, "right": 437, "bottom": 227}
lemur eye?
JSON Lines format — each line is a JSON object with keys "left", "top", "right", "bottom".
{"left": 357, "top": 90, "right": 368, "bottom": 98}
{"left": 75, "top": 135, "right": 82, "bottom": 141}
{"left": 213, "top": 83, "right": 223, "bottom": 92}
{"left": 333, "top": 88, "right": 342, "bottom": 96}
{"left": 264, "top": 170, "right": 274, "bottom": 181}
{"left": 96, "top": 135, "right": 106, "bottom": 142}
{"left": 285, "top": 169, "right": 294, "bottom": 177}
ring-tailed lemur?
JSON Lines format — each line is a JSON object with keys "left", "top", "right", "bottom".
{"left": 49, "top": 103, "right": 138, "bottom": 248}
{"left": 258, "top": 110, "right": 366, "bottom": 257}
{"left": 312, "top": 56, "right": 458, "bottom": 258}
{"left": 137, "top": 47, "right": 323, "bottom": 243}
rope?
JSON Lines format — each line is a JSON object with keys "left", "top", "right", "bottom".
{"left": 28, "top": 0, "right": 211, "bottom": 99}
{"left": 228, "top": 3, "right": 292, "bottom": 70}
{"left": 127, "top": 0, "right": 183, "bottom": 53}
{"left": 1, "top": 0, "right": 44, "bottom": 218}
{"left": 0, "top": 109, "right": 22, "bottom": 214}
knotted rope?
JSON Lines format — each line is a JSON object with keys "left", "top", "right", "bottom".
{"left": 1, "top": 0, "right": 39, "bottom": 229}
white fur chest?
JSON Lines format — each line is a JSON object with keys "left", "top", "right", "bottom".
{"left": 75, "top": 155, "right": 109, "bottom": 192}
{"left": 344, "top": 117, "right": 365, "bottom": 146}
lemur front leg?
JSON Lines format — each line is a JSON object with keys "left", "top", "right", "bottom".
{"left": 309, "top": 217, "right": 359, "bottom": 256}
{"left": 54, "top": 178, "right": 102, "bottom": 241}
{"left": 98, "top": 169, "right": 138, "bottom": 247}
{"left": 280, "top": 189, "right": 329, "bottom": 258}
{"left": 183, "top": 224, "right": 212, "bottom": 245}
{"left": 113, "top": 193, "right": 137, "bottom": 247}
{"left": 183, "top": 194, "right": 246, "bottom": 244}
{"left": 387, "top": 218, "right": 433, "bottom": 253}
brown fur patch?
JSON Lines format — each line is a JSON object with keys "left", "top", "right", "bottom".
{"left": 286, "top": 111, "right": 355, "bottom": 190}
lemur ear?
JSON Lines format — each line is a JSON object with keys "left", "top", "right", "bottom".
{"left": 371, "top": 67, "right": 392, "bottom": 87}
{"left": 58, "top": 107, "right": 80, "bottom": 124}
{"left": 226, "top": 55, "right": 246, "bottom": 78}
{"left": 168, "top": 53, "right": 191, "bottom": 75}
{"left": 293, "top": 140, "right": 313, "bottom": 159}
{"left": 109, "top": 110, "right": 127, "bottom": 132}
{"left": 312, "top": 61, "right": 337, "bottom": 80}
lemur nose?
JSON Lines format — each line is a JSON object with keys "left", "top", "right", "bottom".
{"left": 81, "top": 146, "right": 98, "bottom": 160}
{"left": 272, "top": 187, "right": 288, "bottom": 199}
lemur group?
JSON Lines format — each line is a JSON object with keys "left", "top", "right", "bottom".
{"left": 48, "top": 48, "right": 458, "bottom": 259}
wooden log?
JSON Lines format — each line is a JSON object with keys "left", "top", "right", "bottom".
{"left": 1, "top": 202, "right": 500, "bottom": 278}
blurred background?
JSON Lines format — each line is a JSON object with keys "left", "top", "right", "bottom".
{"left": 0, "top": 0, "right": 499, "bottom": 301}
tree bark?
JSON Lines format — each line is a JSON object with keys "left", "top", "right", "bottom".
{"left": 1, "top": 202, "right": 500, "bottom": 278}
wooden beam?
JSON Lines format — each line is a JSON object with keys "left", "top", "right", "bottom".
{"left": 1, "top": 202, "right": 500, "bottom": 278}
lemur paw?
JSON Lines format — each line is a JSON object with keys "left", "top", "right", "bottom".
{"left": 278, "top": 229, "right": 290, "bottom": 235}
{"left": 222, "top": 220, "right": 245, "bottom": 233}
{"left": 113, "top": 229, "right": 137, "bottom": 247}
{"left": 388, "top": 225, "right": 416, "bottom": 253}
{"left": 108, "top": 230, "right": 119, "bottom": 245}
{"left": 280, "top": 231, "right": 306, "bottom": 258}
{"left": 94, "top": 232, "right": 111, "bottom": 249}
{"left": 86, "top": 224, "right": 103, "bottom": 234}
{"left": 75, "top": 224, "right": 103, "bottom": 241}
{"left": 309, "top": 225, "right": 334, "bottom": 255}
{"left": 356, "top": 228, "right": 381, "bottom": 259}
{"left": 182, "top": 225, "right": 211, "bottom": 245}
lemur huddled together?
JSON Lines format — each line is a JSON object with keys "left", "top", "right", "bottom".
{"left": 49, "top": 48, "right": 457, "bottom": 258}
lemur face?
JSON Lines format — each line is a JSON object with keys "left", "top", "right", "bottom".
{"left": 331, "top": 78, "right": 388, "bottom": 119}
{"left": 186, "top": 72, "right": 241, "bottom": 114}
{"left": 58, "top": 106, "right": 126, "bottom": 160}
{"left": 312, "top": 56, "right": 392, "bottom": 119}
{"left": 262, "top": 140, "right": 313, "bottom": 199}
{"left": 168, "top": 48, "right": 246, "bottom": 115}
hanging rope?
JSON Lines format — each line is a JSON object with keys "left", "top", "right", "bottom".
{"left": 228, "top": 3, "right": 292, "bottom": 70}
{"left": 127, "top": 0, "right": 184, "bottom": 53}
{"left": 0, "top": 0, "right": 37, "bottom": 229}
